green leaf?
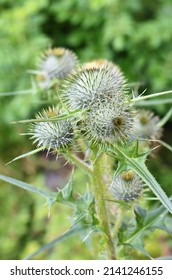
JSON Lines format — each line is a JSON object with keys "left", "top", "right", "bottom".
{"left": 127, "top": 159, "right": 172, "bottom": 214}
{"left": 135, "top": 98, "right": 172, "bottom": 106}
{"left": 56, "top": 176, "right": 74, "bottom": 204}
{"left": 119, "top": 204, "right": 169, "bottom": 259}
{"left": 6, "top": 147, "right": 44, "bottom": 165}
{"left": 0, "top": 88, "right": 35, "bottom": 97}
{"left": 11, "top": 108, "right": 82, "bottom": 124}
{"left": 23, "top": 225, "right": 86, "bottom": 260}
{"left": 0, "top": 174, "right": 57, "bottom": 211}
{"left": 60, "top": 176, "right": 73, "bottom": 200}
{"left": 131, "top": 89, "right": 172, "bottom": 103}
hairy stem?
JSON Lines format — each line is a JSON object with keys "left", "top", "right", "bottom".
{"left": 66, "top": 153, "right": 93, "bottom": 176}
{"left": 92, "top": 153, "right": 115, "bottom": 259}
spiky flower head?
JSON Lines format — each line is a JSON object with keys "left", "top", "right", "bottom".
{"left": 36, "top": 47, "right": 78, "bottom": 88}
{"left": 30, "top": 107, "right": 74, "bottom": 153}
{"left": 63, "top": 63, "right": 127, "bottom": 111}
{"left": 82, "top": 100, "right": 134, "bottom": 145}
{"left": 110, "top": 170, "right": 144, "bottom": 202}
{"left": 133, "top": 109, "right": 162, "bottom": 140}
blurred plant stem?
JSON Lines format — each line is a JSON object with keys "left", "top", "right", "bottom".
{"left": 112, "top": 206, "right": 125, "bottom": 243}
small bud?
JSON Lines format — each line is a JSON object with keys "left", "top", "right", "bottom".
{"left": 30, "top": 107, "right": 74, "bottom": 153}
{"left": 36, "top": 47, "right": 78, "bottom": 88}
{"left": 110, "top": 170, "right": 143, "bottom": 201}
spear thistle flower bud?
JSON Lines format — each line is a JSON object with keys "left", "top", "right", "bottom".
{"left": 36, "top": 47, "right": 78, "bottom": 88}
{"left": 110, "top": 170, "right": 144, "bottom": 202}
{"left": 30, "top": 107, "right": 74, "bottom": 153}
{"left": 82, "top": 100, "right": 134, "bottom": 144}
{"left": 63, "top": 64, "right": 127, "bottom": 111}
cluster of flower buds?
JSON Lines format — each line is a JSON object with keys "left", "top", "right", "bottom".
{"left": 63, "top": 60, "right": 135, "bottom": 145}
{"left": 29, "top": 47, "right": 164, "bottom": 203}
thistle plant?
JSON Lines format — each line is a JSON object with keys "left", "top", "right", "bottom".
{"left": 0, "top": 47, "right": 172, "bottom": 260}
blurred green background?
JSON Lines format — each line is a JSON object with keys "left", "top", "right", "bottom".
{"left": 0, "top": 0, "right": 172, "bottom": 259}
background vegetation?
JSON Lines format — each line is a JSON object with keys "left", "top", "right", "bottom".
{"left": 0, "top": 0, "right": 172, "bottom": 259}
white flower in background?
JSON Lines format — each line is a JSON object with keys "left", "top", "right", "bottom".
{"left": 36, "top": 48, "right": 78, "bottom": 89}
{"left": 133, "top": 109, "right": 162, "bottom": 140}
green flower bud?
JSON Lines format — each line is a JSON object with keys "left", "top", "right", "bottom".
{"left": 36, "top": 47, "right": 78, "bottom": 88}
{"left": 30, "top": 107, "right": 74, "bottom": 153}
{"left": 83, "top": 100, "right": 134, "bottom": 145}
{"left": 110, "top": 170, "right": 143, "bottom": 202}
{"left": 63, "top": 64, "right": 127, "bottom": 111}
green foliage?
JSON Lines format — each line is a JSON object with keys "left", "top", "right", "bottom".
{"left": 0, "top": 0, "right": 172, "bottom": 260}
{"left": 118, "top": 204, "right": 171, "bottom": 259}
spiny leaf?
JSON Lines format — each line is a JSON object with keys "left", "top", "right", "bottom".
{"left": 6, "top": 147, "right": 44, "bottom": 165}
{"left": 126, "top": 159, "right": 172, "bottom": 214}
{"left": 119, "top": 204, "right": 169, "bottom": 259}
{"left": 123, "top": 204, "right": 168, "bottom": 245}
{"left": 131, "top": 89, "right": 172, "bottom": 103}
{"left": 56, "top": 176, "right": 74, "bottom": 205}
{"left": 11, "top": 108, "right": 82, "bottom": 124}
{"left": 135, "top": 98, "right": 172, "bottom": 106}
{"left": 60, "top": 176, "right": 73, "bottom": 200}
{"left": 0, "top": 174, "right": 57, "bottom": 211}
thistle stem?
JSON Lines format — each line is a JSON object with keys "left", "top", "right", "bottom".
{"left": 66, "top": 153, "right": 93, "bottom": 176}
{"left": 92, "top": 153, "right": 115, "bottom": 260}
